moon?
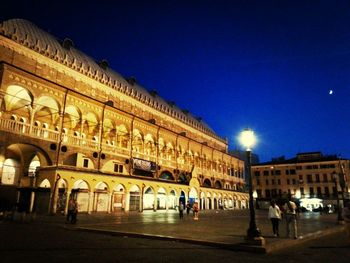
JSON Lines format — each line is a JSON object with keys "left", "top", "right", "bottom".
{"left": 329, "top": 90, "right": 333, "bottom": 95}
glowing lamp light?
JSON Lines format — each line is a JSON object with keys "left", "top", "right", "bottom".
{"left": 239, "top": 128, "right": 256, "bottom": 151}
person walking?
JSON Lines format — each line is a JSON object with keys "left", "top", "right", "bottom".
{"left": 283, "top": 197, "right": 298, "bottom": 239}
{"left": 268, "top": 200, "right": 282, "bottom": 237}
{"left": 193, "top": 202, "right": 199, "bottom": 220}
{"left": 178, "top": 202, "right": 184, "bottom": 219}
{"left": 186, "top": 201, "right": 191, "bottom": 216}
{"left": 67, "top": 197, "right": 78, "bottom": 224}
{"left": 342, "top": 200, "right": 350, "bottom": 244}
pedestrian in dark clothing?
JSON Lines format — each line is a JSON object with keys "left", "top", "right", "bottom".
{"left": 67, "top": 198, "right": 78, "bottom": 224}
{"left": 186, "top": 201, "right": 191, "bottom": 216}
{"left": 179, "top": 203, "right": 184, "bottom": 219}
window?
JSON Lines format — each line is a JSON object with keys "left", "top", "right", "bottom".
{"left": 114, "top": 163, "right": 124, "bottom": 173}
{"left": 309, "top": 187, "right": 314, "bottom": 197}
{"left": 263, "top": 170, "right": 269, "bottom": 176}
{"left": 256, "top": 179, "right": 260, "bottom": 185}
{"left": 278, "top": 179, "right": 281, "bottom": 185}
{"left": 299, "top": 174, "right": 303, "bottom": 183}
{"left": 292, "top": 179, "right": 296, "bottom": 185}
{"left": 323, "top": 174, "right": 328, "bottom": 182}
{"left": 300, "top": 187, "right": 304, "bottom": 195}
{"left": 257, "top": 189, "right": 262, "bottom": 198}
{"left": 317, "top": 187, "right": 322, "bottom": 196}
{"left": 307, "top": 174, "right": 313, "bottom": 183}
{"left": 290, "top": 169, "right": 296, "bottom": 175}
{"left": 286, "top": 170, "right": 289, "bottom": 175}
{"left": 271, "top": 179, "right": 275, "bottom": 185}
{"left": 325, "top": 187, "right": 329, "bottom": 197}
{"left": 275, "top": 170, "right": 281, "bottom": 175}
{"left": 315, "top": 174, "right": 320, "bottom": 183}
{"left": 265, "top": 179, "right": 269, "bottom": 185}
{"left": 296, "top": 166, "right": 302, "bottom": 170}
{"left": 287, "top": 179, "right": 290, "bottom": 185}
{"left": 83, "top": 159, "right": 89, "bottom": 168}
{"left": 254, "top": 171, "right": 260, "bottom": 176}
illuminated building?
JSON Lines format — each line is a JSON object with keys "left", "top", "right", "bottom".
{"left": 251, "top": 152, "right": 350, "bottom": 210}
{"left": 0, "top": 19, "right": 248, "bottom": 215}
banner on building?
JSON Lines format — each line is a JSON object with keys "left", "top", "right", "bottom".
{"left": 132, "top": 158, "right": 156, "bottom": 172}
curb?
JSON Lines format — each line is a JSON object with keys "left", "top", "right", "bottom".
{"left": 264, "top": 225, "right": 345, "bottom": 253}
{"left": 74, "top": 225, "right": 345, "bottom": 254}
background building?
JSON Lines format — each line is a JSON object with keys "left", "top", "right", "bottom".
{"left": 251, "top": 152, "right": 350, "bottom": 210}
{"left": 0, "top": 19, "right": 248, "bottom": 215}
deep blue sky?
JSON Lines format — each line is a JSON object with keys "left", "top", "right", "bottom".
{"left": 2, "top": 0, "right": 350, "bottom": 162}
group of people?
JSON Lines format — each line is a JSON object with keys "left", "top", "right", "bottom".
{"left": 268, "top": 198, "right": 299, "bottom": 239}
{"left": 179, "top": 201, "right": 199, "bottom": 220}
{"left": 268, "top": 198, "right": 350, "bottom": 242}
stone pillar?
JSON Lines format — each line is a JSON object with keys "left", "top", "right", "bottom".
{"left": 153, "top": 192, "right": 157, "bottom": 212}
{"left": 50, "top": 177, "right": 60, "bottom": 214}
{"left": 64, "top": 190, "right": 72, "bottom": 215}
{"left": 107, "top": 192, "right": 112, "bottom": 213}
{"left": 87, "top": 192, "right": 94, "bottom": 214}
{"left": 124, "top": 191, "right": 130, "bottom": 212}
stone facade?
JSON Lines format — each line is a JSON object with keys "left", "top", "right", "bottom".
{"left": 0, "top": 19, "right": 248, "bottom": 215}
{"left": 251, "top": 152, "right": 350, "bottom": 210}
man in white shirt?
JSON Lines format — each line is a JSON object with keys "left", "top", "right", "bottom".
{"left": 283, "top": 198, "right": 298, "bottom": 239}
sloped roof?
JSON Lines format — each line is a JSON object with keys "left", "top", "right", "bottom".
{"left": 0, "top": 18, "right": 222, "bottom": 140}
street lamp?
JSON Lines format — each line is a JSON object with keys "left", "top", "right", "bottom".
{"left": 239, "top": 128, "right": 264, "bottom": 245}
{"left": 332, "top": 171, "right": 344, "bottom": 223}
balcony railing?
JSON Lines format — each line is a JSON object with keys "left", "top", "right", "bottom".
{"left": 0, "top": 117, "right": 242, "bottom": 183}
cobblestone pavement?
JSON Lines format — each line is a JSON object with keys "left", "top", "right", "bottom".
{"left": 27, "top": 208, "right": 345, "bottom": 253}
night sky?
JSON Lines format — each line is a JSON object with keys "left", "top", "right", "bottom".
{"left": 2, "top": 0, "right": 350, "bottom": 162}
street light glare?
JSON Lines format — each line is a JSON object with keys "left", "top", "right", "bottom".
{"left": 239, "top": 128, "right": 256, "bottom": 151}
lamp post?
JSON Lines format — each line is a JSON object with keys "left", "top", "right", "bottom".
{"left": 332, "top": 171, "right": 344, "bottom": 224}
{"left": 239, "top": 128, "right": 264, "bottom": 245}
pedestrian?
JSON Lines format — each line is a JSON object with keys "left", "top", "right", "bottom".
{"left": 283, "top": 197, "right": 298, "bottom": 239}
{"left": 342, "top": 200, "right": 350, "bottom": 245}
{"left": 178, "top": 202, "right": 184, "bottom": 219}
{"left": 268, "top": 200, "right": 281, "bottom": 237}
{"left": 67, "top": 197, "right": 78, "bottom": 224}
{"left": 186, "top": 201, "right": 191, "bottom": 216}
{"left": 193, "top": 202, "right": 199, "bottom": 220}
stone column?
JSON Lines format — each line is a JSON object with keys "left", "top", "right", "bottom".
{"left": 87, "top": 192, "right": 94, "bottom": 214}
{"left": 107, "top": 192, "right": 112, "bottom": 213}
{"left": 124, "top": 191, "right": 130, "bottom": 212}
{"left": 64, "top": 189, "right": 72, "bottom": 215}
{"left": 153, "top": 192, "right": 157, "bottom": 212}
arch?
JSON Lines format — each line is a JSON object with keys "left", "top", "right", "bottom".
{"left": 28, "top": 155, "right": 40, "bottom": 177}
{"left": 189, "top": 187, "right": 198, "bottom": 205}
{"left": 35, "top": 96, "right": 60, "bottom": 125}
{"left": 203, "top": 178, "right": 211, "bottom": 187}
{"left": 159, "top": 170, "right": 175, "bottom": 181}
{"left": 65, "top": 105, "right": 81, "bottom": 129}
{"left": 132, "top": 129, "right": 143, "bottom": 152}
{"left": 38, "top": 178, "right": 51, "bottom": 188}
{"left": 129, "top": 184, "right": 141, "bottom": 211}
{"left": 111, "top": 184, "right": 125, "bottom": 211}
{"left": 116, "top": 124, "right": 129, "bottom": 148}
{"left": 214, "top": 180, "right": 222, "bottom": 189}
{"left": 167, "top": 189, "right": 177, "bottom": 210}
{"left": 1, "top": 158, "right": 19, "bottom": 185}
{"left": 157, "top": 187, "right": 167, "bottom": 210}
{"left": 4, "top": 85, "right": 33, "bottom": 112}
{"left": 94, "top": 181, "right": 109, "bottom": 212}
{"left": 82, "top": 112, "right": 99, "bottom": 135}
{"left": 72, "top": 180, "right": 90, "bottom": 212}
